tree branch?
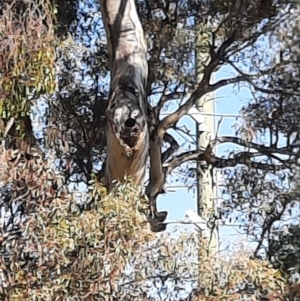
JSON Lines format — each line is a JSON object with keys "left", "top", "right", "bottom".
{"left": 213, "top": 136, "right": 295, "bottom": 156}
{"left": 157, "top": 31, "right": 238, "bottom": 138}
{"left": 164, "top": 147, "right": 292, "bottom": 174}
{"left": 161, "top": 132, "right": 180, "bottom": 163}
{"left": 209, "top": 75, "right": 254, "bottom": 91}
{"left": 163, "top": 150, "right": 198, "bottom": 173}
{"left": 157, "top": 61, "right": 217, "bottom": 137}
{"left": 146, "top": 31, "right": 239, "bottom": 213}
{"left": 146, "top": 130, "right": 168, "bottom": 231}
{"left": 100, "top": 0, "right": 149, "bottom": 190}
{"left": 225, "top": 58, "right": 300, "bottom": 97}
{"left": 213, "top": 152, "right": 290, "bottom": 171}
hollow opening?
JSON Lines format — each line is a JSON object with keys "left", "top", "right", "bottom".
{"left": 125, "top": 118, "right": 136, "bottom": 128}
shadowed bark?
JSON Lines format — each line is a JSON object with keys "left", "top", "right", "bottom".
{"left": 99, "top": 0, "right": 168, "bottom": 230}
{"left": 100, "top": 0, "right": 149, "bottom": 189}
{"left": 98, "top": 0, "right": 287, "bottom": 233}
{"left": 99, "top": 0, "right": 240, "bottom": 232}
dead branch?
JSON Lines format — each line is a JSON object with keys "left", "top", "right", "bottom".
{"left": 100, "top": 0, "right": 149, "bottom": 190}
{"left": 161, "top": 132, "right": 180, "bottom": 163}
{"left": 213, "top": 136, "right": 295, "bottom": 156}
{"left": 157, "top": 32, "right": 238, "bottom": 139}
{"left": 164, "top": 147, "right": 292, "bottom": 175}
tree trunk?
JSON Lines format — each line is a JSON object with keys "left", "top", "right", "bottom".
{"left": 100, "top": 0, "right": 168, "bottom": 231}
{"left": 99, "top": 0, "right": 149, "bottom": 190}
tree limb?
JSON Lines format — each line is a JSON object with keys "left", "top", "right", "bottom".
{"left": 213, "top": 136, "right": 295, "bottom": 156}
{"left": 163, "top": 150, "right": 198, "bottom": 173}
{"left": 156, "top": 88, "right": 188, "bottom": 115}
{"left": 144, "top": 33, "right": 237, "bottom": 218}
{"left": 209, "top": 75, "right": 254, "bottom": 91}
{"left": 225, "top": 58, "right": 300, "bottom": 97}
{"left": 161, "top": 132, "right": 180, "bottom": 163}
{"left": 100, "top": 0, "right": 149, "bottom": 190}
{"left": 164, "top": 147, "right": 292, "bottom": 174}
{"left": 157, "top": 61, "right": 217, "bottom": 138}
{"left": 146, "top": 129, "right": 168, "bottom": 232}
{"left": 157, "top": 32, "right": 238, "bottom": 138}
{"left": 213, "top": 152, "right": 291, "bottom": 171}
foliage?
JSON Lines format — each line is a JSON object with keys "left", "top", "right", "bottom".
{"left": 223, "top": 2, "right": 300, "bottom": 271}
{"left": 0, "top": 144, "right": 154, "bottom": 300}
{"left": 0, "top": 0, "right": 300, "bottom": 299}
{"left": 0, "top": 140, "right": 288, "bottom": 299}
{"left": 0, "top": 0, "right": 57, "bottom": 143}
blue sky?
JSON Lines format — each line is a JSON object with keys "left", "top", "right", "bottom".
{"left": 1, "top": 2, "right": 299, "bottom": 299}
{"left": 158, "top": 65, "right": 254, "bottom": 249}
{"left": 51, "top": 0, "right": 263, "bottom": 250}
{"left": 28, "top": 0, "right": 298, "bottom": 254}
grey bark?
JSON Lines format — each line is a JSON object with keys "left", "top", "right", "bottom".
{"left": 99, "top": 0, "right": 167, "bottom": 231}
{"left": 99, "top": 0, "right": 149, "bottom": 189}
{"left": 99, "top": 0, "right": 236, "bottom": 232}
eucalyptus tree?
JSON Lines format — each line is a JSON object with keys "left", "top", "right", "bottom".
{"left": 1, "top": 0, "right": 300, "bottom": 299}
{"left": 96, "top": 0, "right": 298, "bottom": 232}
{"left": 1, "top": 0, "right": 298, "bottom": 233}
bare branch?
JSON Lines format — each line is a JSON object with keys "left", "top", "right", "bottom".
{"left": 156, "top": 56, "right": 299, "bottom": 144}
{"left": 157, "top": 62, "right": 217, "bottom": 137}
{"left": 213, "top": 136, "right": 295, "bottom": 156}
{"left": 164, "top": 150, "right": 198, "bottom": 173}
{"left": 210, "top": 57, "right": 298, "bottom": 95}
{"left": 216, "top": 30, "right": 237, "bottom": 58}
{"left": 225, "top": 59, "right": 300, "bottom": 97}
{"left": 163, "top": 133, "right": 295, "bottom": 174}
{"left": 161, "top": 132, "right": 180, "bottom": 163}
{"left": 146, "top": 131, "right": 168, "bottom": 232}
{"left": 157, "top": 32, "right": 239, "bottom": 138}
{"left": 158, "top": 90, "right": 187, "bottom": 106}
{"left": 227, "top": 13, "right": 287, "bottom": 58}
{"left": 164, "top": 148, "right": 291, "bottom": 175}
{"left": 147, "top": 46, "right": 163, "bottom": 96}
{"left": 213, "top": 152, "right": 290, "bottom": 171}
{"left": 209, "top": 75, "right": 253, "bottom": 91}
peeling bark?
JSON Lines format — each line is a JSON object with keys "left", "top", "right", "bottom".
{"left": 98, "top": 5, "right": 254, "bottom": 232}
{"left": 99, "top": 0, "right": 169, "bottom": 232}
{"left": 100, "top": 0, "right": 149, "bottom": 190}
